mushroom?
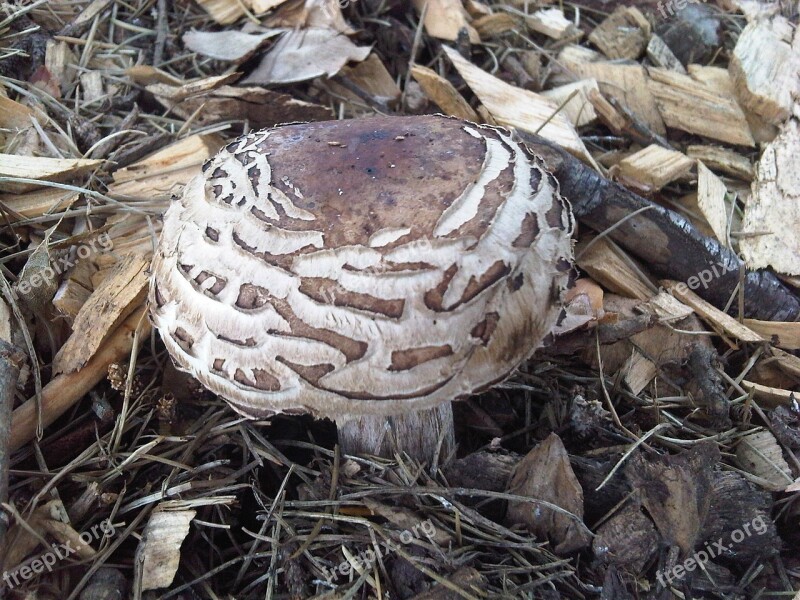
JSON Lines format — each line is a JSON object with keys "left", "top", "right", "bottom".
{"left": 148, "top": 115, "right": 573, "bottom": 464}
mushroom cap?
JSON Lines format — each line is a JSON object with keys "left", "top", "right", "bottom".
{"left": 149, "top": 115, "right": 573, "bottom": 419}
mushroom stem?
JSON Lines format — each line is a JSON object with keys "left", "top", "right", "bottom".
{"left": 336, "top": 402, "right": 455, "bottom": 466}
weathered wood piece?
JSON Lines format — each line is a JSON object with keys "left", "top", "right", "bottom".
{"left": 647, "top": 68, "right": 755, "bottom": 147}
{"left": 616, "top": 144, "right": 694, "bottom": 190}
{"left": 53, "top": 254, "right": 149, "bottom": 375}
{"left": 445, "top": 46, "right": 591, "bottom": 162}
{"left": 686, "top": 145, "right": 754, "bottom": 181}
{"left": 0, "top": 155, "right": 103, "bottom": 193}
{"left": 588, "top": 6, "right": 650, "bottom": 60}
{"left": 558, "top": 56, "right": 666, "bottom": 135}
{"left": 696, "top": 162, "right": 730, "bottom": 244}
{"left": 410, "top": 64, "right": 480, "bottom": 121}
{"left": 526, "top": 8, "right": 581, "bottom": 40}
{"left": 730, "top": 16, "right": 800, "bottom": 125}
{"left": 740, "top": 119, "right": 800, "bottom": 276}
{"left": 576, "top": 237, "right": 655, "bottom": 301}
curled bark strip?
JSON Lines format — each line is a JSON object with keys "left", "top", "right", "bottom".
{"left": 516, "top": 131, "right": 800, "bottom": 322}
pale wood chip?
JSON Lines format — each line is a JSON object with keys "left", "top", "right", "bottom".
{"left": 616, "top": 144, "right": 695, "bottom": 190}
{"left": 410, "top": 64, "right": 479, "bottom": 122}
{"left": 53, "top": 254, "right": 149, "bottom": 375}
{"left": 662, "top": 280, "right": 763, "bottom": 346}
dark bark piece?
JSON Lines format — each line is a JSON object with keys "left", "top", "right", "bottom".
{"left": 571, "top": 455, "right": 632, "bottom": 524}
{"left": 593, "top": 503, "right": 660, "bottom": 572}
{"left": 443, "top": 450, "right": 520, "bottom": 520}
{"left": 79, "top": 567, "right": 128, "bottom": 600}
{"left": 516, "top": 131, "right": 800, "bottom": 321}
{"left": 0, "top": 14, "right": 49, "bottom": 80}
{"left": 653, "top": 4, "right": 722, "bottom": 65}
{"left": 625, "top": 441, "right": 720, "bottom": 555}
{"left": 505, "top": 433, "right": 592, "bottom": 554}
{"left": 685, "top": 344, "right": 730, "bottom": 427}
{"left": 770, "top": 405, "right": 800, "bottom": 449}
{"left": 600, "top": 567, "right": 636, "bottom": 600}
{"left": 443, "top": 450, "right": 519, "bottom": 491}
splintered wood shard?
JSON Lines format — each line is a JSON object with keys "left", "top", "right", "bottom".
{"left": 149, "top": 115, "right": 574, "bottom": 419}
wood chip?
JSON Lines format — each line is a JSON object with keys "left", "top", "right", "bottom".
{"left": 741, "top": 380, "right": 797, "bottom": 409}
{"left": 193, "top": 0, "right": 247, "bottom": 24}
{"left": 616, "top": 144, "right": 695, "bottom": 190}
{"left": 145, "top": 73, "right": 238, "bottom": 102}
{"left": 53, "top": 253, "right": 149, "bottom": 375}
{"left": 686, "top": 145, "right": 754, "bottom": 181}
{"left": 576, "top": 236, "right": 655, "bottom": 300}
{"left": 526, "top": 8, "right": 581, "bottom": 40}
{"left": 0, "top": 155, "right": 103, "bottom": 193}
{"left": 410, "top": 64, "right": 479, "bottom": 121}
{"left": 45, "top": 40, "right": 77, "bottom": 94}
{"left": 730, "top": 16, "right": 800, "bottom": 125}
{"left": 743, "top": 319, "right": 800, "bottom": 350}
{"left": 559, "top": 44, "right": 602, "bottom": 64}
{"left": 136, "top": 508, "right": 196, "bottom": 591}
{"left": 768, "top": 347, "right": 800, "bottom": 380}
{"left": 0, "top": 95, "right": 36, "bottom": 129}
{"left": 506, "top": 433, "right": 592, "bottom": 554}
{"left": 588, "top": 6, "right": 650, "bottom": 60}
{"left": 10, "top": 307, "right": 150, "bottom": 451}
{"left": 412, "top": 0, "right": 479, "bottom": 42}
{"left": 53, "top": 257, "right": 98, "bottom": 324}
{"left": 740, "top": 119, "right": 800, "bottom": 276}
{"left": 662, "top": 280, "right": 763, "bottom": 346}
{"left": 80, "top": 71, "right": 105, "bottom": 104}
{"left": 645, "top": 290, "right": 694, "bottom": 322}
{"left": 586, "top": 87, "right": 627, "bottom": 134}
{"left": 0, "top": 187, "right": 79, "bottom": 220}
{"left": 125, "top": 65, "right": 184, "bottom": 87}
{"left": 444, "top": 46, "right": 591, "bottom": 163}
{"left": 328, "top": 53, "right": 401, "bottom": 108}
{"left": 541, "top": 79, "right": 599, "bottom": 127}
{"left": 109, "top": 133, "right": 225, "bottom": 200}
{"left": 0, "top": 298, "right": 10, "bottom": 343}
{"left": 558, "top": 56, "right": 665, "bottom": 135}
{"left": 735, "top": 430, "right": 794, "bottom": 490}
{"left": 647, "top": 68, "right": 755, "bottom": 147}
{"left": 62, "top": 0, "right": 113, "bottom": 31}
{"left": 473, "top": 13, "right": 522, "bottom": 38}
{"left": 696, "top": 161, "right": 730, "bottom": 243}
